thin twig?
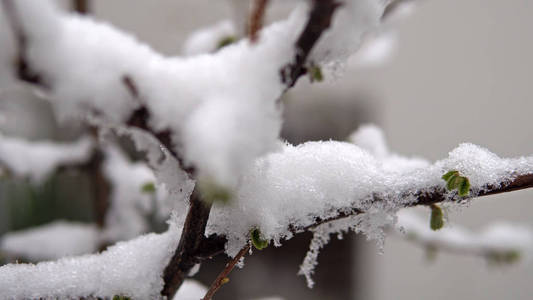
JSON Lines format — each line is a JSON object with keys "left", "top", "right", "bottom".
{"left": 280, "top": 0, "right": 341, "bottom": 88}
{"left": 202, "top": 244, "right": 251, "bottom": 300}
{"left": 248, "top": 0, "right": 269, "bottom": 43}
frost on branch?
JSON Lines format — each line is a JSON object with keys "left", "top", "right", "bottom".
{"left": 0, "top": 134, "right": 93, "bottom": 182}
{"left": 0, "top": 218, "right": 182, "bottom": 300}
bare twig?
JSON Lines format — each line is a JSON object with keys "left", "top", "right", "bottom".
{"left": 202, "top": 244, "right": 251, "bottom": 300}
{"left": 248, "top": 0, "right": 269, "bottom": 43}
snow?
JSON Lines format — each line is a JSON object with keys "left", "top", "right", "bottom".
{"left": 0, "top": 221, "right": 99, "bottom": 261}
{"left": 173, "top": 280, "right": 207, "bottom": 300}
{"left": 1, "top": 0, "right": 389, "bottom": 190}
{"left": 0, "top": 218, "right": 182, "bottom": 300}
{"left": 102, "top": 146, "right": 158, "bottom": 241}
{"left": 182, "top": 20, "right": 237, "bottom": 56}
{"left": 207, "top": 125, "right": 533, "bottom": 258}
{"left": 0, "top": 134, "right": 94, "bottom": 182}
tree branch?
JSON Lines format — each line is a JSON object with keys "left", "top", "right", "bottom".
{"left": 302, "top": 173, "right": 533, "bottom": 231}
{"left": 161, "top": 189, "right": 213, "bottom": 298}
{"left": 280, "top": 0, "right": 341, "bottom": 87}
{"left": 202, "top": 244, "right": 251, "bottom": 300}
{"left": 248, "top": 0, "right": 269, "bottom": 43}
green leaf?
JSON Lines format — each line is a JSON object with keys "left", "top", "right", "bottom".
{"left": 442, "top": 170, "right": 470, "bottom": 197}
{"left": 458, "top": 177, "right": 470, "bottom": 197}
{"left": 442, "top": 170, "right": 459, "bottom": 181}
{"left": 140, "top": 181, "right": 156, "bottom": 194}
{"left": 445, "top": 175, "right": 460, "bottom": 190}
{"left": 308, "top": 64, "right": 324, "bottom": 83}
{"left": 251, "top": 228, "right": 269, "bottom": 250}
{"left": 430, "top": 204, "right": 444, "bottom": 231}
{"left": 112, "top": 296, "right": 131, "bottom": 300}
{"left": 199, "top": 179, "right": 232, "bottom": 203}
{"left": 217, "top": 36, "right": 237, "bottom": 50}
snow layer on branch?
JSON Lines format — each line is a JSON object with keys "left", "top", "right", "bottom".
{"left": 0, "top": 219, "right": 182, "bottom": 300}
{"left": 310, "top": 0, "right": 384, "bottom": 63}
{"left": 207, "top": 125, "right": 533, "bottom": 257}
{"left": 0, "top": 221, "right": 98, "bottom": 261}
{"left": 100, "top": 141, "right": 191, "bottom": 242}
{"left": 396, "top": 210, "right": 533, "bottom": 259}
{"left": 0, "top": 134, "right": 93, "bottom": 181}
{"left": 103, "top": 146, "right": 157, "bottom": 241}
{"left": 1, "top": 0, "right": 388, "bottom": 189}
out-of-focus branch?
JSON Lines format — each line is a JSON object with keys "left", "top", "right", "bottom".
{"left": 202, "top": 244, "right": 250, "bottom": 300}
{"left": 2, "top": 0, "right": 46, "bottom": 86}
{"left": 248, "top": 0, "right": 269, "bottom": 43}
{"left": 395, "top": 211, "right": 531, "bottom": 264}
{"left": 72, "top": 0, "right": 90, "bottom": 15}
{"left": 280, "top": 0, "right": 341, "bottom": 87}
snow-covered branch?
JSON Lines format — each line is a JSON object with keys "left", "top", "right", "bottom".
{"left": 0, "top": 134, "right": 94, "bottom": 182}
{"left": 395, "top": 210, "right": 532, "bottom": 264}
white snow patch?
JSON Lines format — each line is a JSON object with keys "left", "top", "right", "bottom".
{"left": 0, "top": 134, "right": 93, "bottom": 182}
{"left": 0, "top": 221, "right": 99, "bottom": 261}
{"left": 0, "top": 219, "right": 182, "bottom": 299}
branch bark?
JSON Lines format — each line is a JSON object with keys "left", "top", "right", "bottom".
{"left": 248, "top": 0, "right": 269, "bottom": 43}
{"left": 202, "top": 244, "right": 251, "bottom": 300}
{"left": 280, "top": 0, "right": 341, "bottom": 87}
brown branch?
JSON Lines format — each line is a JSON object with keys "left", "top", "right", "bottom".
{"left": 71, "top": 0, "right": 90, "bottom": 14}
{"left": 248, "top": 0, "right": 269, "bottom": 43}
{"left": 280, "top": 0, "right": 341, "bottom": 87}
{"left": 302, "top": 173, "right": 533, "bottom": 231}
{"left": 121, "top": 76, "right": 214, "bottom": 298}
{"left": 161, "top": 189, "right": 213, "bottom": 298}
{"left": 202, "top": 244, "right": 251, "bottom": 300}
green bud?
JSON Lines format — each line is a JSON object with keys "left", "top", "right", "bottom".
{"left": 217, "top": 36, "right": 237, "bottom": 50}
{"left": 251, "top": 228, "right": 269, "bottom": 250}
{"left": 430, "top": 204, "right": 444, "bottom": 231}
{"left": 308, "top": 64, "right": 324, "bottom": 83}
{"left": 140, "top": 182, "right": 156, "bottom": 194}
{"left": 198, "top": 179, "right": 232, "bottom": 203}
{"left": 442, "top": 170, "right": 459, "bottom": 182}
{"left": 442, "top": 170, "right": 470, "bottom": 197}
{"left": 487, "top": 250, "right": 521, "bottom": 265}
{"left": 458, "top": 177, "right": 470, "bottom": 197}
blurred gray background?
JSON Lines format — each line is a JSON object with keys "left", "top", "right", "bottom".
{"left": 2, "top": 0, "right": 533, "bottom": 299}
